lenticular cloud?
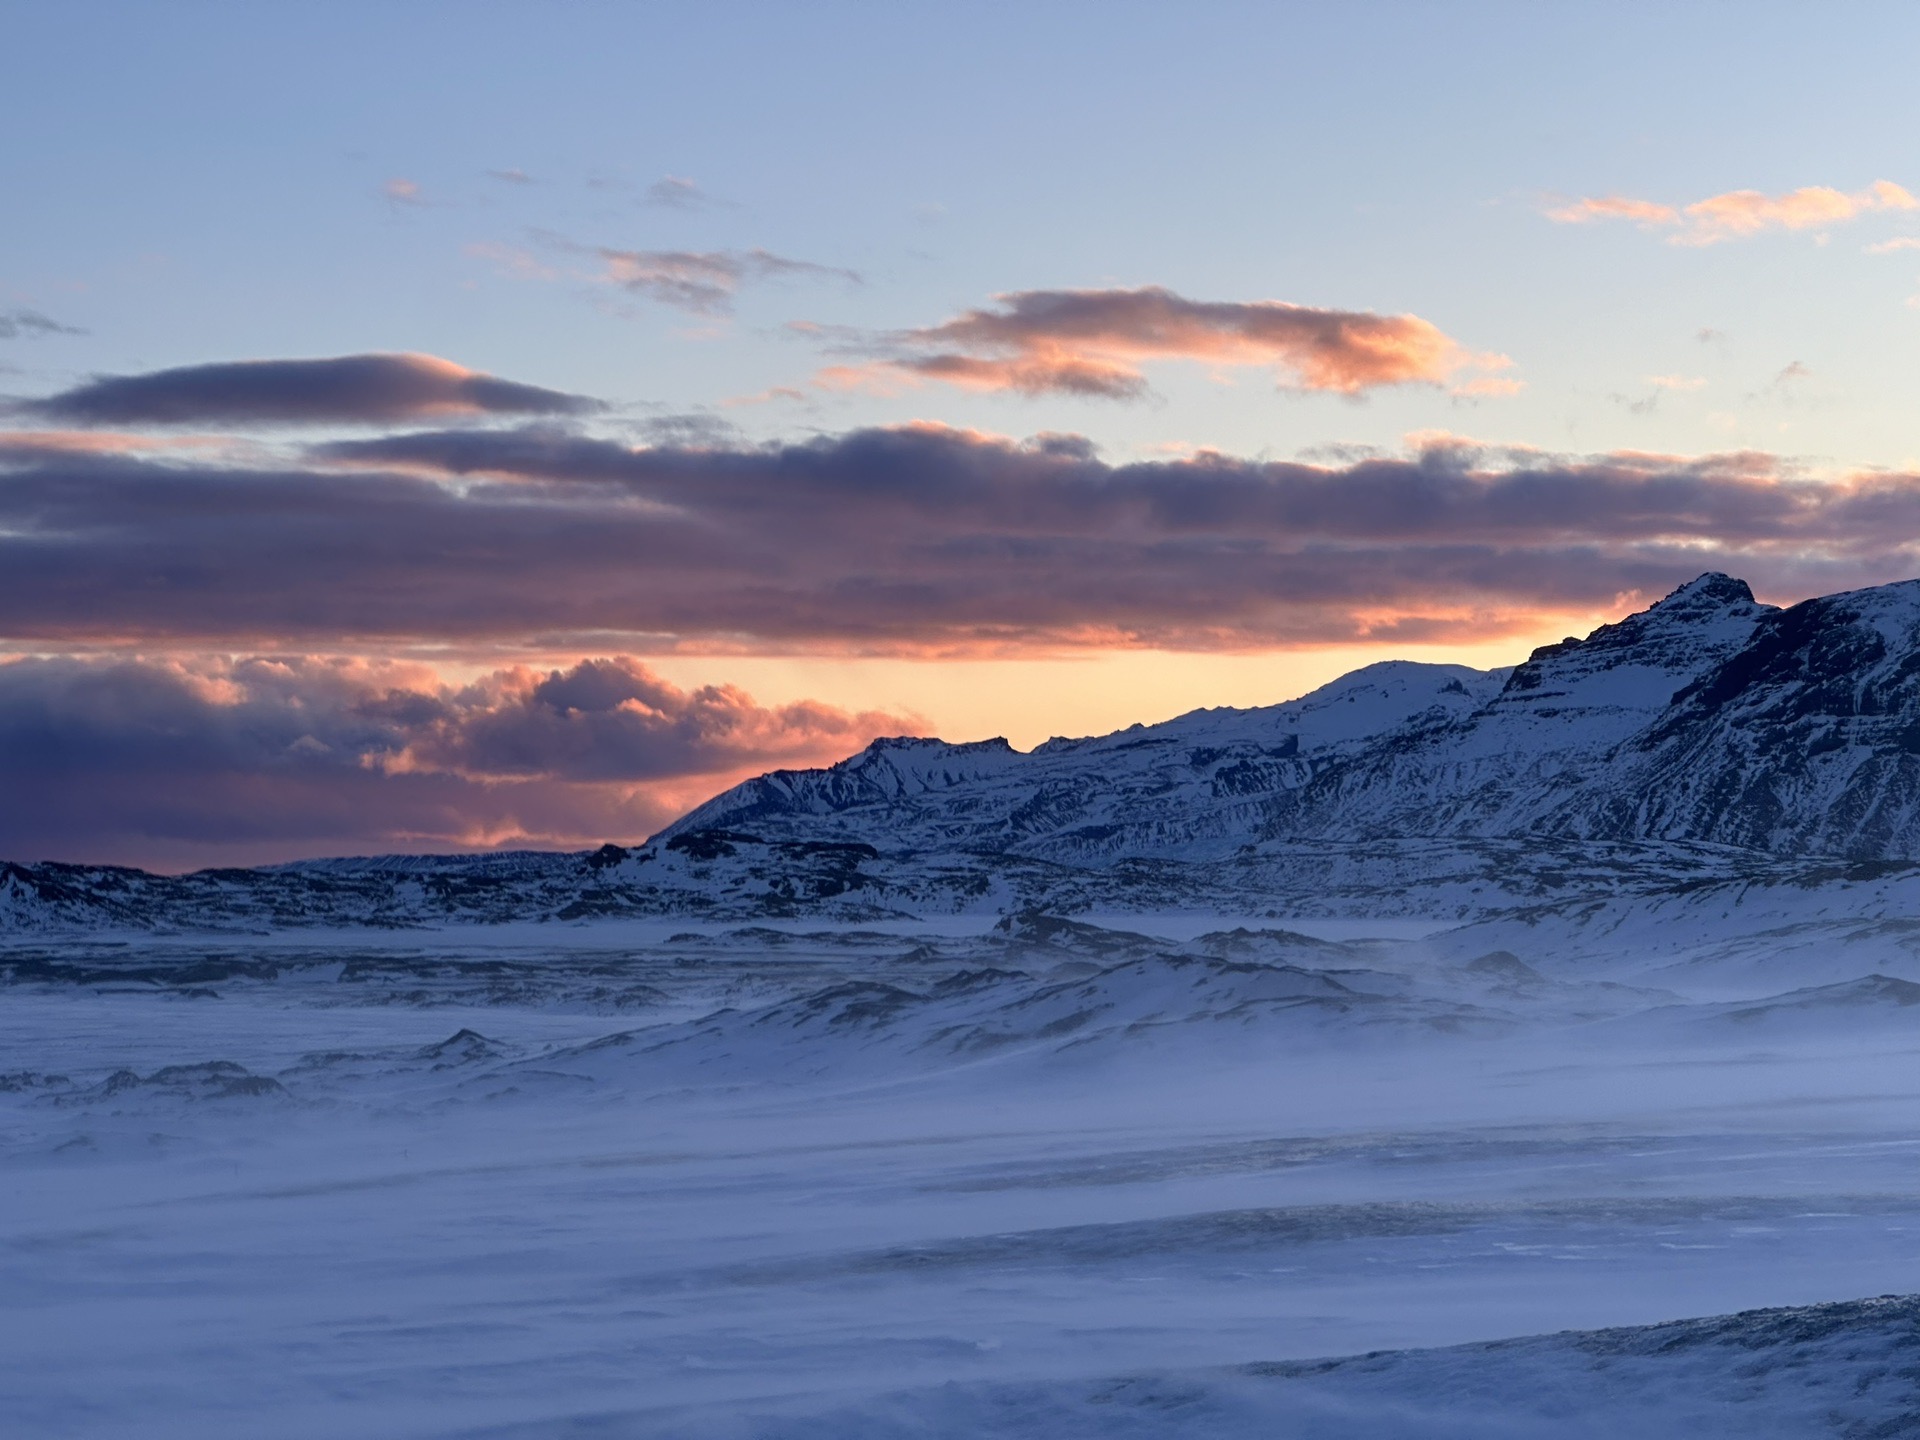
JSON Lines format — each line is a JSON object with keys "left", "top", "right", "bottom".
{"left": 14, "top": 352, "right": 603, "bottom": 427}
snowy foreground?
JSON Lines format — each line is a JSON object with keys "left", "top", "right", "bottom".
{"left": 8, "top": 911, "right": 1920, "bottom": 1437}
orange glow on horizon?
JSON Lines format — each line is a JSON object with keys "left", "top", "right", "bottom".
{"left": 628, "top": 612, "right": 1617, "bottom": 751}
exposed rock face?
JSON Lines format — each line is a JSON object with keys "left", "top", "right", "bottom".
{"left": 1613, "top": 580, "right": 1920, "bottom": 855}
{"left": 1253, "top": 572, "right": 1778, "bottom": 844}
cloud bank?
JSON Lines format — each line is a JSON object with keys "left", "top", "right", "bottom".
{"left": 1546, "top": 180, "right": 1918, "bottom": 245}
{"left": 2, "top": 422, "right": 1915, "bottom": 653}
{"left": 0, "top": 654, "right": 913, "bottom": 868}
{"left": 15, "top": 353, "right": 602, "bottom": 428}
{"left": 821, "top": 287, "right": 1501, "bottom": 399}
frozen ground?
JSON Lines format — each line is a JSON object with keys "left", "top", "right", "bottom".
{"left": 6, "top": 914, "right": 1920, "bottom": 1436}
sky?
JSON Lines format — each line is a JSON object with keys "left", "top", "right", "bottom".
{"left": 6, "top": 0, "right": 1920, "bottom": 868}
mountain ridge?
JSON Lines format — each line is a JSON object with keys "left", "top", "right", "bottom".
{"left": 667, "top": 572, "right": 1920, "bottom": 864}
{"left": 15, "top": 571, "right": 1920, "bottom": 933}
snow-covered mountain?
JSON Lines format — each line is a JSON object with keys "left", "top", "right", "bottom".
{"left": 674, "top": 572, "right": 1920, "bottom": 862}
{"left": 667, "top": 657, "right": 1509, "bottom": 864}
{"left": 16, "top": 571, "right": 1920, "bottom": 933}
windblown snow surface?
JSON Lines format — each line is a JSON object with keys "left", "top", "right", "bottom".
{"left": 18, "top": 573, "right": 1920, "bottom": 1435}
{"left": 10, "top": 899, "right": 1920, "bottom": 1438}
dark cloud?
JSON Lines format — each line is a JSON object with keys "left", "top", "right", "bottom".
{"left": 14, "top": 353, "right": 603, "bottom": 428}
{"left": 819, "top": 286, "right": 1509, "bottom": 399}
{"left": 635, "top": 411, "right": 741, "bottom": 446}
{"left": 0, "top": 654, "right": 913, "bottom": 868}
{"left": 589, "top": 245, "right": 861, "bottom": 315}
{"left": 1, "top": 423, "right": 1916, "bottom": 651}
{"left": 478, "top": 233, "right": 860, "bottom": 314}
{"left": 0, "top": 308, "right": 84, "bottom": 340}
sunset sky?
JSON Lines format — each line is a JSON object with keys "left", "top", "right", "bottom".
{"left": 8, "top": 2, "right": 1920, "bottom": 867}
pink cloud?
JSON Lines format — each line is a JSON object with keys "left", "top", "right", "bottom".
{"left": 1546, "top": 179, "right": 1918, "bottom": 245}
{"left": 1543, "top": 195, "right": 1680, "bottom": 227}
{"left": 0, "top": 654, "right": 918, "bottom": 868}
{"left": 812, "top": 286, "right": 1508, "bottom": 401}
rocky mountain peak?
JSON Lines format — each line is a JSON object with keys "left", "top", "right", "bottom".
{"left": 1655, "top": 572, "right": 1760, "bottom": 613}
{"left": 1492, "top": 573, "right": 1773, "bottom": 720}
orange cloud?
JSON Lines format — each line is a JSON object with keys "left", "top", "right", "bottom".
{"left": 1546, "top": 180, "right": 1918, "bottom": 245}
{"left": 817, "top": 286, "right": 1508, "bottom": 400}
{"left": 1450, "top": 373, "right": 1525, "bottom": 400}
{"left": 1544, "top": 195, "right": 1680, "bottom": 227}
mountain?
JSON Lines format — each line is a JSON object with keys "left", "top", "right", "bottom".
{"left": 672, "top": 572, "right": 1920, "bottom": 862}
{"left": 667, "top": 656, "right": 1510, "bottom": 864}
{"left": 1253, "top": 572, "right": 1775, "bottom": 843}
{"left": 15, "top": 571, "right": 1920, "bottom": 934}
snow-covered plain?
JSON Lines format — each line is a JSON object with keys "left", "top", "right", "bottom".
{"left": 8, "top": 910, "right": 1920, "bottom": 1437}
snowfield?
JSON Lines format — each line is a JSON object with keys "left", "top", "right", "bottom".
{"left": 9, "top": 908, "right": 1920, "bottom": 1437}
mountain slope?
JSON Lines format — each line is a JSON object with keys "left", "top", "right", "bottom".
{"left": 1601, "top": 578, "right": 1920, "bottom": 854}
{"left": 666, "top": 659, "right": 1510, "bottom": 863}
{"left": 1258, "top": 573, "right": 1775, "bottom": 842}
